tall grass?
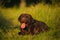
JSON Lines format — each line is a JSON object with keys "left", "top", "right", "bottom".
{"left": 0, "top": 3, "right": 60, "bottom": 40}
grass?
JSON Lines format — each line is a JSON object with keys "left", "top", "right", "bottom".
{"left": 0, "top": 3, "right": 60, "bottom": 40}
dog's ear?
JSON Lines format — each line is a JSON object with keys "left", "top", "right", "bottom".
{"left": 18, "top": 14, "right": 22, "bottom": 22}
{"left": 18, "top": 14, "right": 25, "bottom": 22}
{"left": 18, "top": 16, "right": 20, "bottom": 22}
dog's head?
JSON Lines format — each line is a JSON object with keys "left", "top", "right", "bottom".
{"left": 18, "top": 13, "right": 33, "bottom": 29}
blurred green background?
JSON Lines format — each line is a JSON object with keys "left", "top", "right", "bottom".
{"left": 0, "top": 0, "right": 60, "bottom": 40}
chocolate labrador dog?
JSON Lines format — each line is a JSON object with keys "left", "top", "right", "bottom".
{"left": 18, "top": 13, "right": 48, "bottom": 35}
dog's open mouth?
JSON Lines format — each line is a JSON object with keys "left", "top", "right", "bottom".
{"left": 21, "top": 23, "right": 26, "bottom": 29}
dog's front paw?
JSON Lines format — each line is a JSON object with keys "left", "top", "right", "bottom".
{"left": 18, "top": 32, "right": 22, "bottom": 35}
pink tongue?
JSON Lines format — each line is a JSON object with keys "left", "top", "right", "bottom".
{"left": 21, "top": 23, "right": 26, "bottom": 29}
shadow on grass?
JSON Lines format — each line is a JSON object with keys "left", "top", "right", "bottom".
{"left": 53, "top": 30, "right": 60, "bottom": 39}
{"left": 52, "top": 12, "right": 60, "bottom": 40}
{"left": 0, "top": 12, "right": 20, "bottom": 40}
{"left": 0, "top": 12, "right": 14, "bottom": 32}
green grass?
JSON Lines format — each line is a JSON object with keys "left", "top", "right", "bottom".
{"left": 0, "top": 3, "right": 60, "bottom": 40}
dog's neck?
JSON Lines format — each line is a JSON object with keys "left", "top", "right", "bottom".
{"left": 30, "top": 19, "right": 35, "bottom": 25}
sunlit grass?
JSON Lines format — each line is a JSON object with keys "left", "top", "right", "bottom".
{"left": 0, "top": 3, "right": 60, "bottom": 40}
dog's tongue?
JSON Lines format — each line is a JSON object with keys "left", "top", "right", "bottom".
{"left": 21, "top": 23, "right": 26, "bottom": 29}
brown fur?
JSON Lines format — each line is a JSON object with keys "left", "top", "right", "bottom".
{"left": 18, "top": 13, "right": 48, "bottom": 35}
